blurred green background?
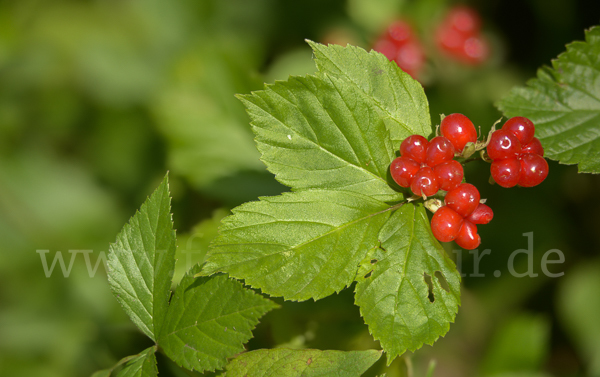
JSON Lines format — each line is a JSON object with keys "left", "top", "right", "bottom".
{"left": 1, "top": 0, "right": 599, "bottom": 376}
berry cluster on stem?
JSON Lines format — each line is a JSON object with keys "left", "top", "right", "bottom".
{"left": 431, "top": 183, "right": 492, "bottom": 249}
{"left": 390, "top": 114, "right": 548, "bottom": 250}
{"left": 487, "top": 116, "right": 548, "bottom": 188}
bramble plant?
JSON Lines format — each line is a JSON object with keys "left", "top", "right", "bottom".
{"left": 95, "top": 25, "right": 600, "bottom": 376}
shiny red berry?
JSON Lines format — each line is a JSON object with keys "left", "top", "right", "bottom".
{"left": 521, "top": 137, "right": 544, "bottom": 156}
{"left": 502, "top": 116, "right": 535, "bottom": 145}
{"left": 431, "top": 206, "right": 463, "bottom": 242}
{"left": 433, "top": 160, "right": 464, "bottom": 191}
{"left": 426, "top": 136, "right": 455, "bottom": 167}
{"left": 410, "top": 167, "right": 440, "bottom": 197}
{"left": 400, "top": 135, "right": 429, "bottom": 163}
{"left": 440, "top": 113, "right": 478, "bottom": 152}
{"left": 455, "top": 220, "right": 481, "bottom": 250}
{"left": 490, "top": 158, "right": 521, "bottom": 188}
{"left": 466, "top": 203, "right": 493, "bottom": 225}
{"left": 390, "top": 156, "right": 420, "bottom": 187}
{"left": 487, "top": 129, "right": 522, "bottom": 160}
{"left": 519, "top": 154, "right": 549, "bottom": 187}
{"left": 445, "top": 183, "right": 480, "bottom": 217}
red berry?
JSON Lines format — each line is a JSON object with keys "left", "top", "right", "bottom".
{"left": 395, "top": 41, "right": 425, "bottom": 78}
{"left": 410, "top": 167, "right": 440, "bottom": 197}
{"left": 390, "top": 156, "right": 420, "bottom": 187}
{"left": 521, "top": 137, "right": 544, "bottom": 156}
{"left": 502, "top": 116, "right": 535, "bottom": 145}
{"left": 431, "top": 206, "right": 463, "bottom": 242}
{"left": 373, "top": 39, "right": 398, "bottom": 61}
{"left": 445, "top": 183, "right": 480, "bottom": 217}
{"left": 426, "top": 136, "right": 455, "bottom": 167}
{"left": 488, "top": 118, "right": 547, "bottom": 189}
{"left": 519, "top": 154, "right": 549, "bottom": 187}
{"left": 487, "top": 129, "right": 522, "bottom": 160}
{"left": 440, "top": 113, "right": 477, "bottom": 152}
{"left": 466, "top": 203, "right": 493, "bottom": 225}
{"left": 455, "top": 220, "right": 481, "bottom": 250}
{"left": 386, "top": 20, "right": 413, "bottom": 46}
{"left": 490, "top": 158, "right": 521, "bottom": 188}
{"left": 433, "top": 160, "right": 464, "bottom": 191}
{"left": 446, "top": 6, "right": 481, "bottom": 36}
{"left": 462, "top": 35, "right": 489, "bottom": 65}
{"left": 400, "top": 135, "right": 429, "bottom": 163}
{"left": 436, "top": 27, "right": 464, "bottom": 54}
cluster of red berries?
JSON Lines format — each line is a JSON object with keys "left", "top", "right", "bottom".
{"left": 372, "top": 6, "right": 489, "bottom": 79}
{"left": 431, "top": 184, "right": 493, "bottom": 249}
{"left": 435, "top": 6, "right": 489, "bottom": 65}
{"left": 372, "top": 20, "right": 425, "bottom": 79}
{"left": 390, "top": 113, "right": 475, "bottom": 197}
{"left": 390, "top": 114, "right": 548, "bottom": 249}
{"left": 487, "top": 117, "right": 548, "bottom": 188}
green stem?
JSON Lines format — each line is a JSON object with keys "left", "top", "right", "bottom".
{"left": 425, "top": 359, "right": 437, "bottom": 377}
{"left": 404, "top": 355, "right": 414, "bottom": 377}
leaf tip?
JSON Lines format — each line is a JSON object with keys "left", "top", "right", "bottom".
{"left": 305, "top": 38, "right": 318, "bottom": 47}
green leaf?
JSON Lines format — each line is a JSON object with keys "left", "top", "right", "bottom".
{"left": 91, "top": 347, "right": 158, "bottom": 377}
{"left": 496, "top": 26, "right": 600, "bottom": 173}
{"left": 239, "top": 72, "right": 402, "bottom": 202}
{"left": 308, "top": 41, "right": 432, "bottom": 144}
{"left": 223, "top": 348, "right": 382, "bottom": 377}
{"left": 354, "top": 203, "right": 461, "bottom": 363}
{"left": 204, "top": 190, "right": 393, "bottom": 301}
{"left": 115, "top": 347, "right": 158, "bottom": 377}
{"left": 158, "top": 265, "right": 278, "bottom": 373}
{"left": 107, "top": 174, "right": 176, "bottom": 341}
